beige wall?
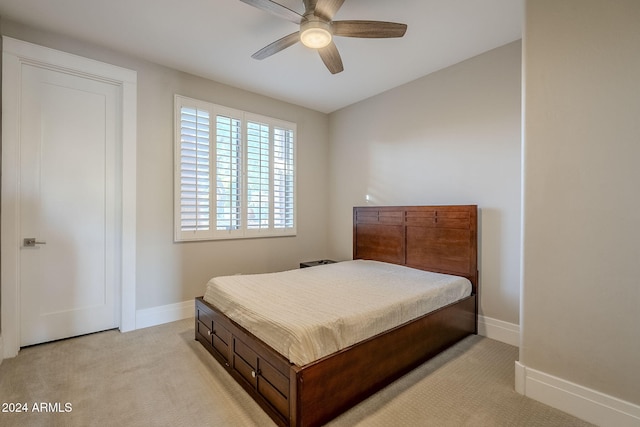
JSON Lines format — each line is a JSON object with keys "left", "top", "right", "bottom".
{"left": 0, "top": 19, "right": 331, "bottom": 310}
{"left": 327, "top": 41, "right": 522, "bottom": 325}
{"left": 522, "top": 0, "right": 640, "bottom": 405}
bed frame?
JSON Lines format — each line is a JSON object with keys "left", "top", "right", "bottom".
{"left": 195, "top": 205, "right": 478, "bottom": 427}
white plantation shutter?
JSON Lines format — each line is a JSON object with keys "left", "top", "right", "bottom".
{"left": 273, "top": 127, "right": 294, "bottom": 229}
{"left": 215, "top": 114, "right": 242, "bottom": 231}
{"left": 246, "top": 121, "right": 270, "bottom": 230}
{"left": 179, "top": 106, "right": 210, "bottom": 232}
{"left": 174, "top": 95, "right": 296, "bottom": 241}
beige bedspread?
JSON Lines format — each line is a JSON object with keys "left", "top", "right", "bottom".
{"left": 203, "top": 260, "right": 471, "bottom": 366}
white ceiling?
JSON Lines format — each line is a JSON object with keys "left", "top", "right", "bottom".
{"left": 0, "top": 0, "right": 523, "bottom": 113}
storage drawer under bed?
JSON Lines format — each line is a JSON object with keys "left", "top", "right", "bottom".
{"left": 232, "top": 336, "right": 290, "bottom": 418}
{"left": 195, "top": 297, "right": 292, "bottom": 424}
{"left": 196, "top": 304, "right": 232, "bottom": 364}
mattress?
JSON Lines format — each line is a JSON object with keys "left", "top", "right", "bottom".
{"left": 203, "top": 259, "right": 471, "bottom": 366}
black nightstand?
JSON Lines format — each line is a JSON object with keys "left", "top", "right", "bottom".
{"left": 300, "top": 259, "right": 336, "bottom": 268}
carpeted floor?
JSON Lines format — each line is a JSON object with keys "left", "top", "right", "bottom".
{"left": 0, "top": 319, "right": 594, "bottom": 427}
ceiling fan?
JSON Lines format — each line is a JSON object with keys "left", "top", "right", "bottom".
{"left": 239, "top": 0, "right": 408, "bottom": 74}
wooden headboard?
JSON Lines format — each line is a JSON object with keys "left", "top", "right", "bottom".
{"left": 353, "top": 205, "right": 478, "bottom": 294}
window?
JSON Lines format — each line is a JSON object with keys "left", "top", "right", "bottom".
{"left": 175, "top": 95, "right": 296, "bottom": 241}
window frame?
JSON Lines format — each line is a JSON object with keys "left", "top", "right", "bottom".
{"left": 174, "top": 95, "right": 297, "bottom": 242}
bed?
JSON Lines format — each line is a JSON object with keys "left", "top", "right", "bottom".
{"left": 195, "top": 205, "right": 478, "bottom": 427}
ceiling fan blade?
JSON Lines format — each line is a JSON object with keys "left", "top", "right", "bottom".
{"left": 318, "top": 41, "right": 344, "bottom": 74}
{"left": 252, "top": 32, "right": 300, "bottom": 60}
{"left": 314, "top": 0, "right": 345, "bottom": 21}
{"left": 239, "top": 0, "right": 303, "bottom": 24}
{"left": 332, "top": 20, "right": 408, "bottom": 38}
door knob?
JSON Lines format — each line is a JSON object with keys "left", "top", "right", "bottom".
{"left": 23, "top": 238, "right": 47, "bottom": 247}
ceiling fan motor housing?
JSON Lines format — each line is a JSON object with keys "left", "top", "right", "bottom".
{"left": 300, "top": 17, "right": 333, "bottom": 49}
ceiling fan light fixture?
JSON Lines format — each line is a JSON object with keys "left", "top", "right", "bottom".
{"left": 300, "top": 20, "right": 332, "bottom": 49}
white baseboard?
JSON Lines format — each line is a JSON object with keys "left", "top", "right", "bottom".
{"left": 515, "top": 361, "right": 640, "bottom": 427}
{"left": 135, "top": 300, "right": 194, "bottom": 330}
{"left": 478, "top": 315, "right": 520, "bottom": 347}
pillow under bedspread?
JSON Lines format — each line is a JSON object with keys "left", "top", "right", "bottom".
{"left": 203, "top": 259, "right": 471, "bottom": 366}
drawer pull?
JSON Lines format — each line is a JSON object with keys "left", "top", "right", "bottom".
{"left": 207, "top": 329, "right": 212, "bottom": 336}
{"left": 251, "top": 370, "right": 256, "bottom": 378}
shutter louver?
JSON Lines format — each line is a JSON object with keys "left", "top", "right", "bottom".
{"left": 180, "top": 107, "right": 210, "bottom": 231}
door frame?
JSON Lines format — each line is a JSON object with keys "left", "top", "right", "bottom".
{"left": 1, "top": 37, "right": 137, "bottom": 358}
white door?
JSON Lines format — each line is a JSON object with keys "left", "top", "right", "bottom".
{"left": 19, "top": 63, "right": 120, "bottom": 346}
